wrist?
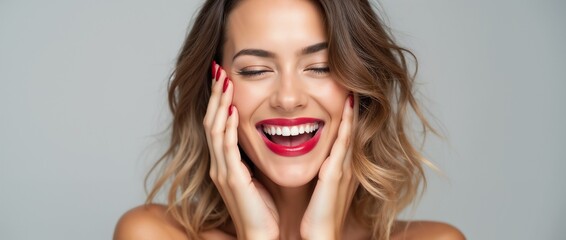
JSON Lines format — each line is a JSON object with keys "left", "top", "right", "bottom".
{"left": 301, "top": 229, "right": 338, "bottom": 240}
{"left": 244, "top": 234, "right": 278, "bottom": 240}
{"left": 241, "top": 230, "right": 279, "bottom": 240}
{"left": 302, "top": 235, "right": 337, "bottom": 240}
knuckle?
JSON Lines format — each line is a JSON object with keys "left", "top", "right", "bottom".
{"left": 210, "top": 126, "right": 223, "bottom": 137}
{"left": 341, "top": 135, "right": 351, "bottom": 146}
{"left": 209, "top": 171, "right": 218, "bottom": 182}
{"left": 326, "top": 170, "right": 343, "bottom": 182}
{"left": 216, "top": 175, "right": 227, "bottom": 185}
{"left": 344, "top": 134, "right": 352, "bottom": 145}
{"left": 203, "top": 117, "right": 212, "bottom": 129}
{"left": 227, "top": 175, "right": 239, "bottom": 188}
{"left": 335, "top": 170, "right": 344, "bottom": 180}
{"left": 223, "top": 138, "right": 235, "bottom": 151}
{"left": 343, "top": 170, "right": 353, "bottom": 180}
{"left": 210, "top": 84, "right": 221, "bottom": 95}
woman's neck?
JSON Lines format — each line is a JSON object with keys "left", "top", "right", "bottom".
{"left": 255, "top": 172, "right": 316, "bottom": 239}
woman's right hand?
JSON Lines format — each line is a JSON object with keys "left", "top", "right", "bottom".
{"left": 203, "top": 61, "right": 280, "bottom": 240}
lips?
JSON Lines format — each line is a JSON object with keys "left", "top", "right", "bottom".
{"left": 256, "top": 118, "right": 324, "bottom": 157}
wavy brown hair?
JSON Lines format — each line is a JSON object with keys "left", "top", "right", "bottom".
{"left": 145, "top": 0, "right": 435, "bottom": 239}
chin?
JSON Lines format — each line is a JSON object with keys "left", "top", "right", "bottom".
{"left": 260, "top": 154, "right": 324, "bottom": 187}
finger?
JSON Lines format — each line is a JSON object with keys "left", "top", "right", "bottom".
{"left": 344, "top": 93, "right": 357, "bottom": 167}
{"left": 210, "top": 77, "right": 233, "bottom": 177}
{"left": 206, "top": 62, "right": 218, "bottom": 175}
{"left": 341, "top": 94, "right": 358, "bottom": 207}
{"left": 211, "top": 60, "right": 217, "bottom": 84}
{"left": 204, "top": 63, "right": 227, "bottom": 134}
{"left": 322, "top": 95, "right": 354, "bottom": 178}
{"left": 204, "top": 63, "right": 226, "bottom": 141}
{"left": 224, "top": 105, "right": 251, "bottom": 182}
{"left": 204, "top": 63, "right": 227, "bottom": 176}
{"left": 209, "top": 79, "right": 238, "bottom": 221}
{"left": 336, "top": 95, "right": 357, "bottom": 210}
{"left": 311, "top": 96, "right": 354, "bottom": 219}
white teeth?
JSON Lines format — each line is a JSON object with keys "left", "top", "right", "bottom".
{"left": 291, "top": 126, "right": 299, "bottom": 136}
{"left": 262, "top": 122, "right": 320, "bottom": 136}
{"left": 282, "top": 127, "right": 290, "bottom": 136}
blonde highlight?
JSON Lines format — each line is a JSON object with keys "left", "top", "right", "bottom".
{"left": 145, "top": 1, "right": 436, "bottom": 239}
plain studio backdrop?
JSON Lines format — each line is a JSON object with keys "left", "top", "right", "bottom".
{"left": 1, "top": 0, "right": 565, "bottom": 239}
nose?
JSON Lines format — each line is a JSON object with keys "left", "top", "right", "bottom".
{"left": 269, "top": 72, "right": 307, "bottom": 112}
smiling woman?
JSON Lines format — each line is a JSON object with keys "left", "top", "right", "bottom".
{"left": 226, "top": 1, "right": 348, "bottom": 188}
{"left": 114, "top": 0, "right": 464, "bottom": 239}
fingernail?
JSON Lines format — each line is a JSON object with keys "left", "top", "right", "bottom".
{"left": 228, "top": 105, "right": 233, "bottom": 116}
{"left": 349, "top": 94, "right": 354, "bottom": 108}
{"left": 222, "top": 77, "right": 230, "bottom": 92}
{"left": 215, "top": 65, "right": 222, "bottom": 82}
{"left": 223, "top": 77, "right": 230, "bottom": 93}
{"left": 211, "top": 61, "right": 216, "bottom": 79}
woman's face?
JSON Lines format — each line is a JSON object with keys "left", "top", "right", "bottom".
{"left": 222, "top": 0, "right": 349, "bottom": 187}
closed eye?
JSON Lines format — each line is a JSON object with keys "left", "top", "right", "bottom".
{"left": 307, "top": 67, "right": 330, "bottom": 74}
{"left": 237, "top": 67, "right": 330, "bottom": 77}
{"left": 237, "top": 70, "right": 271, "bottom": 77}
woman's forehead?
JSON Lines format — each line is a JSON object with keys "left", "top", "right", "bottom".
{"left": 224, "top": 0, "right": 327, "bottom": 55}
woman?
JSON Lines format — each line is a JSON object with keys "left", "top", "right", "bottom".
{"left": 115, "top": 0, "right": 465, "bottom": 239}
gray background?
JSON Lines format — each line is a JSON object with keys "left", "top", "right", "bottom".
{"left": 1, "top": 0, "right": 564, "bottom": 239}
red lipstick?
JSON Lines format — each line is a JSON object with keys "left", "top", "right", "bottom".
{"left": 256, "top": 118, "right": 323, "bottom": 157}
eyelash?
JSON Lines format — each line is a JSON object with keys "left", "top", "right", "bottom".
{"left": 237, "top": 67, "right": 330, "bottom": 77}
{"left": 309, "top": 67, "right": 330, "bottom": 74}
{"left": 238, "top": 70, "right": 270, "bottom": 77}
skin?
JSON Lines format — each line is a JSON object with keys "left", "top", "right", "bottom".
{"left": 114, "top": 204, "right": 466, "bottom": 240}
{"left": 211, "top": 0, "right": 355, "bottom": 239}
{"left": 113, "top": 0, "right": 466, "bottom": 239}
{"left": 225, "top": 0, "right": 348, "bottom": 189}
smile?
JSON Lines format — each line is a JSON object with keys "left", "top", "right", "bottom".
{"left": 256, "top": 118, "right": 324, "bottom": 157}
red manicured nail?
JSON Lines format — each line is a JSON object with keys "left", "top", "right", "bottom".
{"left": 349, "top": 94, "right": 354, "bottom": 108}
{"left": 211, "top": 61, "right": 216, "bottom": 79}
{"left": 228, "top": 105, "right": 233, "bottom": 116}
{"left": 223, "top": 77, "right": 230, "bottom": 93}
{"left": 215, "top": 66, "right": 222, "bottom": 82}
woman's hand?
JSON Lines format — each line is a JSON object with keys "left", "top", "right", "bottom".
{"left": 300, "top": 95, "right": 358, "bottom": 240}
{"left": 203, "top": 62, "right": 280, "bottom": 240}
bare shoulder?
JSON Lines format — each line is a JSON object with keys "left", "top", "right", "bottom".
{"left": 113, "top": 203, "right": 235, "bottom": 240}
{"left": 391, "top": 220, "right": 466, "bottom": 240}
{"left": 113, "top": 204, "right": 188, "bottom": 240}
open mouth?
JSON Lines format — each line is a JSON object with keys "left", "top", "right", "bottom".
{"left": 256, "top": 118, "right": 324, "bottom": 157}
{"left": 261, "top": 122, "right": 321, "bottom": 146}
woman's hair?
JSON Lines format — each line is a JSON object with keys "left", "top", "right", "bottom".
{"left": 145, "top": 0, "right": 435, "bottom": 239}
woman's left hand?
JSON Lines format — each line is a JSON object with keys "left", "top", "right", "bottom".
{"left": 300, "top": 95, "right": 359, "bottom": 240}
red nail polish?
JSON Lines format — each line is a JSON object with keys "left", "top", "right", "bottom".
{"left": 228, "top": 105, "right": 233, "bottom": 116}
{"left": 215, "top": 66, "right": 222, "bottom": 82}
{"left": 223, "top": 77, "right": 230, "bottom": 93}
{"left": 349, "top": 94, "right": 354, "bottom": 108}
{"left": 211, "top": 61, "right": 216, "bottom": 79}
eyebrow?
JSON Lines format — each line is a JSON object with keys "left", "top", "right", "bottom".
{"left": 232, "top": 42, "right": 328, "bottom": 61}
{"left": 301, "top": 42, "right": 328, "bottom": 55}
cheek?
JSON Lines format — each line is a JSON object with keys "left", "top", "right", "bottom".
{"left": 232, "top": 81, "right": 268, "bottom": 122}
{"left": 232, "top": 79, "right": 274, "bottom": 103}
{"left": 307, "top": 80, "right": 349, "bottom": 113}
{"left": 231, "top": 82, "right": 253, "bottom": 115}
